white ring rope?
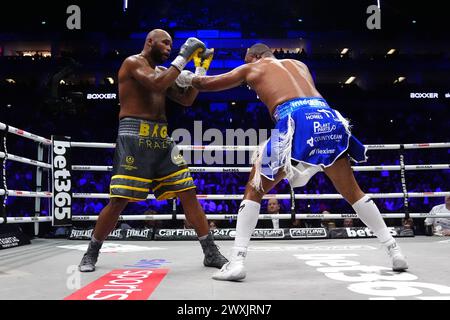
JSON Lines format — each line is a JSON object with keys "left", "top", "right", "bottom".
{"left": 0, "top": 151, "right": 52, "bottom": 169}
{"left": 71, "top": 164, "right": 449, "bottom": 173}
{"left": 0, "top": 189, "right": 52, "bottom": 198}
{"left": 69, "top": 141, "right": 450, "bottom": 150}
{"left": 2, "top": 188, "right": 449, "bottom": 200}
{"left": 0, "top": 122, "right": 51, "bottom": 145}
{"left": 2, "top": 212, "right": 450, "bottom": 224}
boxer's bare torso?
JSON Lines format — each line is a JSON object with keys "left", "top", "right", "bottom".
{"left": 192, "top": 57, "right": 322, "bottom": 116}
{"left": 118, "top": 54, "right": 168, "bottom": 121}
{"left": 246, "top": 58, "right": 322, "bottom": 114}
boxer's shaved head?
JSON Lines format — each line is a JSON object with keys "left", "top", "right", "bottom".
{"left": 142, "top": 29, "right": 173, "bottom": 64}
{"left": 247, "top": 43, "right": 272, "bottom": 57}
{"left": 146, "top": 29, "right": 171, "bottom": 42}
{"left": 245, "top": 43, "right": 274, "bottom": 63}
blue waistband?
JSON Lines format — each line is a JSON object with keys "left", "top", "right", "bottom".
{"left": 273, "top": 97, "right": 329, "bottom": 122}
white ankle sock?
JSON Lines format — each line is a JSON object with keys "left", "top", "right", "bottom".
{"left": 231, "top": 199, "right": 261, "bottom": 261}
{"left": 352, "top": 195, "right": 394, "bottom": 245}
{"left": 91, "top": 235, "right": 103, "bottom": 244}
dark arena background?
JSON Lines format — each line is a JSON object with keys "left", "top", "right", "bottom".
{"left": 0, "top": 0, "right": 449, "bottom": 308}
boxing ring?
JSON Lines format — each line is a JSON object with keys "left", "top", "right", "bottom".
{"left": 1, "top": 120, "right": 450, "bottom": 300}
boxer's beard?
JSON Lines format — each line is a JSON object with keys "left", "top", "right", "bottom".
{"left": 151, "top": 50, "right": 165, "bottom": 64}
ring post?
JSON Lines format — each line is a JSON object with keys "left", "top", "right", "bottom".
{"left": 1, "top": 125, "right": 8, "bottom": 224}
{"left": 34, "top": 143, "right": 44, "bottom": 235}
{"left": 289, "top": 184, "right": 296, "bottom": 223}
{"left": 399, "top": 145, "right": 410, "bottom": 220}
{"left": 172, "top": 198, "right": 177, "bottom": 222}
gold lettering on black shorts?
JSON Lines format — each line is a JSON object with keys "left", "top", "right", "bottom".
{"left": 139, "top": 122, "right": 168, "bottom": 139}
{"left": 139, "top": 138, "right": 169, "bottom": 149}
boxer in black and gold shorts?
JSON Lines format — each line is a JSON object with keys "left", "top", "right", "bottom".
{"left": 110, "top": 117, "right": 195, "bottom": 201}
{"left": 78, "top": 29, "right": 227, "bottom": 273}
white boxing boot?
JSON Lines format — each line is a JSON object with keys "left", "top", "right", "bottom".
{"left": 385, "top": 241, "right": 409, "bottom": 271}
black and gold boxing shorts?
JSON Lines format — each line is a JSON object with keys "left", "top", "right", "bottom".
{"left": 109, "top": 117, "right": 195, "bottom": 201}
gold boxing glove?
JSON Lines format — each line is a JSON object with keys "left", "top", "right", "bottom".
{"left": 193, "top": 48, "right": 214, "bottom": 76}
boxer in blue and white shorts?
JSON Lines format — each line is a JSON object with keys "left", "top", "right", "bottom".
{"left": 178, "top": 42, "right": 409, "bottom": 281}
{"left": 258, "top": 96, "right": 367, "bottom": 189}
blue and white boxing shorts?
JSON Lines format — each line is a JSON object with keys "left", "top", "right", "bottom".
{"left": 251, "top": 97, "right": 367, "bottom": 191}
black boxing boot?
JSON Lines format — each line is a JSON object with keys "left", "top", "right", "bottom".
{"left": 199, "top": 231, "right": 228, "bottom": 268}
{"left": 78, "top": 238, "right": 103, "bottom": 272}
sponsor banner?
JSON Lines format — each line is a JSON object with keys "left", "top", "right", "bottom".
{"left": 52, "top": 135, "right": 72, "bottom": 226}
{"left": 154, "top": 229, "right": 199, "bottom": 240}
{"left": 69, "top": 228, "right": 153, "bottom": 240}
{"left": 288, "top": 228, "right": 328, "bottom": 239}
{"left": 0, "top": 225, "right": 31, "bottom": 250}
{"left": 69, "top": 227, "right": 413, "bottom": 241}
{"left": 64, "top": 269, "right": 168, "bottom": 300}
{"left": 155, "top": 228, "right": 288, "bottom": 240}
{"left": 251, "top": 229, "right": 285, "bottom": 239}
{"left": 154, "top": 228, "right": 281, "bottom": 240}
{"left": 329, "top": 226, "right": 414, "bottom": 239}
{"left": 212, "top": 228, "right": 236, "bottom": 240}
{"left": 123, "top": 228, "right": 154, "bottom": 240}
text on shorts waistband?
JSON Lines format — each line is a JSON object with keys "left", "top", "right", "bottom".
{"left": 273, "top": 97, "right": 330, "bottom": 122}
{"left": 118, "top": 117, "right": 168, "bottom": 139}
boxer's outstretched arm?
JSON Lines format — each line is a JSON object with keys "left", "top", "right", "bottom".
{"left": 191, "top": 64, "right": 250, "bottom": 92}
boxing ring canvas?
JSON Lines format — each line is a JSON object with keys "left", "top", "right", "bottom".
{"left": 1, "top": 237, "right": 450, "bottom": 300}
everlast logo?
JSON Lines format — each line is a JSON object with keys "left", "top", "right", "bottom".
{"left": 125, "top": 229, "right": 150, "bottom": 238}
{"left": 108, "top": 229, "right": 123, "bottom": 239}
{"left": 52, "top": 138, "right": 72, "bottom": 226}
{"left": 71, "top": 229, "right": 93, "bottom": 238}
